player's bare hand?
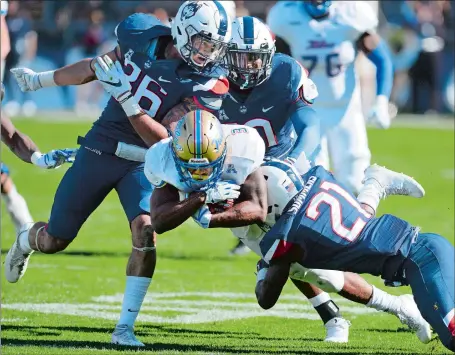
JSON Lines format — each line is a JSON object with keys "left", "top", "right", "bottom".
{"left": 31, "top": 148, "right": 78, "bottom": 169}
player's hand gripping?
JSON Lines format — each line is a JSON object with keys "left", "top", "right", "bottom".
{"left": 10, "top": 67, "right": 51, "bottom": 92}
{"left": 94, "top": 55, "right": 142, "bottom": 117}
{"left": 31, "top": 148, "right": 78, "bottom": 169}
{"left": 367, "top": 95, "right": 391, "bottom": 129}
{"left": 205, "top": 181, "right": 241, "bottom": 204}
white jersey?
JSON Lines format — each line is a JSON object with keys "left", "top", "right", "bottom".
{"left": 267, "top": 1, "right": 378, "bottom": 118}
{"left": 144, "top": 124, "right": 265, "bottom": 193}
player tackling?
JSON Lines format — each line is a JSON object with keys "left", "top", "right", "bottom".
{"left": 145, "top": 109, "right": 432, "bottom": 344}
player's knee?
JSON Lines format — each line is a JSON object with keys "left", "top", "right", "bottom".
{"left": 131, "top": 215, "right": 156, "bottom": 251}
{"left": 306, "top": 269, "right": 345, "bottom": 293}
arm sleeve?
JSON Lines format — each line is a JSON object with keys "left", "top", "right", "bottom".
{"left": 288, "top": 105, "right": 320, "bottom": 161}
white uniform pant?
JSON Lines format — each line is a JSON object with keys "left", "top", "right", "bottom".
{"left": 313, "top": 91, "right": 371, "bottom": 194}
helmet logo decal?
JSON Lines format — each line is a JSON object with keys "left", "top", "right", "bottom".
{"left": 181, "top": 2, "right": 203, "bottom": 21}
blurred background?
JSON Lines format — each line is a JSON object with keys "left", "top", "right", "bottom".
{"left": 1, "top": 0, "right": 454, "bottom": 119}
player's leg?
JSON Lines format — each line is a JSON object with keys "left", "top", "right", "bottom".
{"left": 327, "top": 104, "right": 371, "bottom": 195}
{"left": 1, "top": 163, "right": 33, "bottom": 234}
{"left": 404, "top": 233, "right": 455, "bottom": 351}
{"left": 113, "top": 162, "right": 156, "bottom": 347}
{"left": 291, "top": 264, "right": 431, "bottom": 342}
{"left": 4, "top": 148, "right": 118, "bottom": 282}
{"left": 290, "top": 277, "right": 350, "bottom": 343}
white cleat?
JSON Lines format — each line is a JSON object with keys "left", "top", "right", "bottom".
{"left": 363, "top": 164, "right": 425, "bottom": 198}
{"left": 4, "top": 224, "right": 34, "bottom": 283}
{"left": 324, "top": 317, "right": 351, "bottom": 343}
{"left": 394, "top": 294, "right": 432, "bottom": 344}
{"left": 111, "top": 324, "right": 144, "bottom": 347}
{"left": 229, "top": 240, "right": 251, "bottom": 256}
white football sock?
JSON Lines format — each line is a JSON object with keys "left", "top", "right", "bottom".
{"left": 18, "top": 224, "right": 34, "bottom": 253}
{"left": 117, "top": 276, "right": 152, "bottom": 328}
{"left": 357, "top": 179, "right": 383, "bottom": 215}
{"left": 2, "top": 185, "right": 33, "bottom": 234}
{"left": 308, "top": 291, "right": 331, "bottom": 308}
{"left": 366, "top": 285, "right": 401, "bottom": 314}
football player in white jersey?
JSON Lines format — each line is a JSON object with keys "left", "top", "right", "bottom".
{"left": 146, "top": 110, "right": 430, "bottom": 344}
{"left": 267, "top": 1, "right": 394, "bottom": 194}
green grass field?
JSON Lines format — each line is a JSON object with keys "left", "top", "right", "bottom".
{"left": 1, "top": 118, "right": 454, "bottom": 355}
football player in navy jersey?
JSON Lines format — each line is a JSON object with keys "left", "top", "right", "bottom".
{"left": 258, "top": 164, "right": 454, "bottom": 352}
{"left": 6, "top": 1, "right": 232, "bottom": 346}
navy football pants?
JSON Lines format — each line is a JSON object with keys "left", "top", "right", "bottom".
{"left": 405, "top": 233, "right": 455, "bottom": 351}
{"left": 47, "top": 147, "right": 153, "bottom": 240}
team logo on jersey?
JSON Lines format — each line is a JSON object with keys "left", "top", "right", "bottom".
{"left": 306, "top": 40, "right": 335, "bottom": 49}
{"left": 226, "top": 164, "right": 238, "bottom": 174}
{"left": 218, "top": 109, "right": 229, "bottom": 121}
{"left": 239, "top": 105, "right": 247, "bottom": 114}
{"left": 124, "top": 49, "right": 134, "bottom": 62}
{"left": 144, "top": 60, "right": 152, "bottom": 69}
{"left": 181, "top": 2, "right": 202, "bottom": 21}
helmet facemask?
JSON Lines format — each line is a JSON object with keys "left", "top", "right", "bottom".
{"left": 226, "top": 44, "right": 274, "bottom": 89}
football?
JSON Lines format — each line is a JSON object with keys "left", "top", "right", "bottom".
{"left": 207, "top": 199, "right": 234, "bottom": 214}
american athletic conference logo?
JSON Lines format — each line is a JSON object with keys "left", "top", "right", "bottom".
{"left": 181, "top": 2, "right": 202, "bottom": 21}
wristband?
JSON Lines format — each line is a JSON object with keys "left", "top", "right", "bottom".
{"left": 37, "top": 71, "right": 57, "bottom": 88}
{"left": 31, "top": 151, "right": 43, "bottom": 165}
{"left": 256, "top": 267, "right": 268, "bottom": 283}
{"left": 121, "top": 96, "right": 143, "bottom": 117}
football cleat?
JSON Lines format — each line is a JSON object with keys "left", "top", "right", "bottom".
{"left": 4, "top": 224, "right": 34, "bottom": 283}
{"left": 229, "top": 240, "right": 251, "bottom": 256}
{"left": 363, "top": 164, "right": 425, "bottom": 199}
{"left": 394, "top": 294, "right": 432, "bottom": 344}
{"left": 111, "top": 324, "right": 144, "bottom": 347}
{"left": 324, "top": 317, "right": 351, "bottom": 343}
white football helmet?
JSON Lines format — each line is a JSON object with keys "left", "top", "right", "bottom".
{"left": 172, "top": 1, "right": 232, "bottom": 71}
{"left": 226, "top": 16, "right": 275, "bottom": 89}
{"left": 260, "top": 159, "right": 305, "bottom": 220}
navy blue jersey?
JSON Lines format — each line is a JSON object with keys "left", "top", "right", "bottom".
{"left": 86, "top": 13, "right": 229, "bottom": 148}
{"left": 217, "top": 54, "right": 311, "bottom": 159}
{"left": 260, "top": 166, "right": 417, "bottom": 278}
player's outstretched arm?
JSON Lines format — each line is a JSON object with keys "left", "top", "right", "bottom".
{"left": 1, "top": 115, "right": 77, "bottom": 168}
{"left": 150, "top": 184, "right": 207, "bottom": 234}
{"left": 208, "top": 169, "right": 268, "bottom": 228}
{"left": 1, "top": 115, "right": 39, "bottom": 163}
{"left": 10, "top": 47, "right": 120, "bottom": 92}
{"left": 255, "top": 255, "right": 293, "bottom": 310}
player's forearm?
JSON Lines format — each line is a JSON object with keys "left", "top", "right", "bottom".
{"left": 255, "top": 262, "right": 290, "bottom": 309}
{"left": 361, "top": 33, "right": 394, "bottom": 99}
{"left": 2, "top": 130, "right": 39, "bottom": 163}
{"left": 209, "top": 201, "right": 266, "bottom": 228}
{"left": 53, "top": 58, "right": 96, "bottom": 86}
{"left": 151, "top": 192, "right": 206, "bottom": 234}
{"left": 128, "top": 113, "right": 169, "bottom": 147}
{"left": 288, "top": 106, "right": 320, "bottom": 161}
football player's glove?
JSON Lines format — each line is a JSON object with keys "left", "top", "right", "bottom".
{"left": 367, "top": 95, "right": 391, "bottom": 129}
{"left": 205, "top": 181, "right": 241, "bottom": 204}
{"left": 31, "top": 148, "right": 78, "bottom": 169}
{"left": 94, "top": 55, "right": 142, "bottom": 117}
{"left": 10, "top": 67, "right": 56, "bottom": 92}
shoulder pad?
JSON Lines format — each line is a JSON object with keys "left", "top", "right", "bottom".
{"left": 333, "top": 2, "right": 378, "bottom": 34}
{"left": 115, "top": 13, "right": 171, "bottom": 54}
{"left": 267, "top": 1, "right": 300, "bottom": 39}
